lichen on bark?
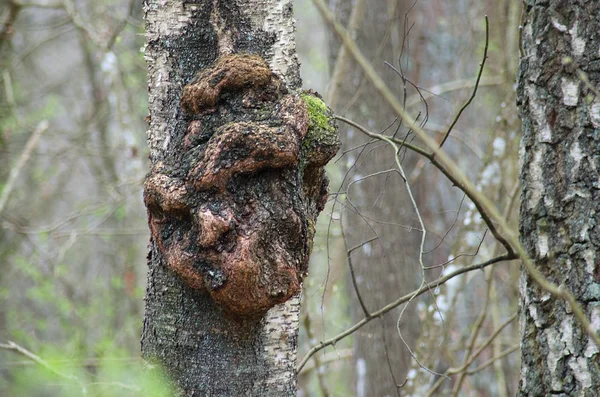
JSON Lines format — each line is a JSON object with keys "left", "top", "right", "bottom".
{"left": 518, "top": 1, "right": 600, "bottom": 395}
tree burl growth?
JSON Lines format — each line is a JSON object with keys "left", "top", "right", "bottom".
{"left": 144, "top": 54, "right": 339, "bottom": 317}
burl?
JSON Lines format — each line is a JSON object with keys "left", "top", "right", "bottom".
{"left": 144, "top": 54, "right": 340, "bottom": 317}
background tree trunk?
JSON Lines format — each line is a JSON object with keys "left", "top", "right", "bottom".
{"left": 141, "top": 1, "right": 310, "bottom": 395}
{"left": 518, "top": 0, "right": 600, "bottom": 394}
{"left": 326, "top": 1, "right": 422, "bottom": 395}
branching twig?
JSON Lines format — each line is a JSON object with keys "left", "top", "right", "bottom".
{"left": 296, "top": 253, "right": 515, "bottom": 373}
{"left": 342, "top": 229, "right": 377, "bottom": 318}
{"left": 426, "top": 312, "right": 517, "bottom": 396}
{"left": 313, "top": 0, "right": 518, "bottom": 257}
{"left": 329, "top": 111, "right": 600, "bottom": 348}
{"left": 335, "top": 115, "right": 513, "bottom": 256}
{"left": 312, "top": 0, "right": 600, "bottom": 375}
{"left": 369, "top": 117, "right": 446, "bottom": 379}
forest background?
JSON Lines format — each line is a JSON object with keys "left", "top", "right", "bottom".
{"left": 1, "top": 0, "right": 525, "bottom": 396}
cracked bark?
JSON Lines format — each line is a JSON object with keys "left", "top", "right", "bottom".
{"left": 140, "top": 1, "right": 336, "bottom": 395}
{"left": 518, "top": 1, "right": 600, "bottom": 395}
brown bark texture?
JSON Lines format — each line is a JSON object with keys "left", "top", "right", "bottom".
{"left": 141, "top": 1, "right": 338, "bottom": 395}
{"left": 518, "top": 0, "right": 600, "bottom": 395}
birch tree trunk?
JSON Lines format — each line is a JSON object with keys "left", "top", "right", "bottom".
{"left": 518, "top": 1, "right": 600, "bottom": 395}
{"left": 141, "top": 1, "right": 338, "bottom": 395}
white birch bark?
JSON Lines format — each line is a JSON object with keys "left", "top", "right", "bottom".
{"left": 142, "top": 1, "right": 303, "bottom": 395}
{"left": 518, "top": 1, "right": 600, "bottom": 395}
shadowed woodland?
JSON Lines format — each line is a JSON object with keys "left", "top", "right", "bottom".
{"left": 1, "top": 0, "right": 599, "bottom": 396}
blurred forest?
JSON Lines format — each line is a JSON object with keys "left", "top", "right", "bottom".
{"left": 1, "top": 0, "right": 522, "bottom": 396}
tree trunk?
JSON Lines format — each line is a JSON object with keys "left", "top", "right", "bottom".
{"left": 518, "top": 1, "right": 600, "bottom": 395}
{"left": 141, "top": 1, "right": 338, "bottom": 395}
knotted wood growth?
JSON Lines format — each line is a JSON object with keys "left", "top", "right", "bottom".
{"left": 144, "top": 54, "right": 339, "bottom": 317}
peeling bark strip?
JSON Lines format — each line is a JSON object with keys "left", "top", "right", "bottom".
{"left": 518, "top": 1, "right": 600, "bottom": 395}
{"left": 141, "top": 1, "right": 338, "bottom": 395}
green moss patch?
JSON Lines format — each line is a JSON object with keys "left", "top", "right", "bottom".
{"left": 300, "top": 93, "right": 339, "bottom": 166}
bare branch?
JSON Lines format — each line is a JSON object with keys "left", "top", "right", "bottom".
{"left": 342, "top": 227, "right": 376, "bottom": 318}
{"left": 335, "top": 115, "right": 513, "bottom": 256}
{"left": 0, "top": 341, "right": 87, "bottom": 394}
{"left": 465, "top": 344, "right": 519, "bottom": 375}
{"left": 0, "top": 120, "right": 48, "bottom": 216}
{"left": 296, "top": 253, "right": 516, "bottom": 373}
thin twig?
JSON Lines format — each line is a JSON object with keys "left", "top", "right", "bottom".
{"left": 315, "top": 0, "right": 600, "bottom": 357}
{"left": 12, "top": 0, "right": 62, "bottom": 8}
{"left": 450, "top": 272, "right": 494, "bottom": 396}
{"left": 332, "top": 112, "right": 600, "bottom": 349}
{"left": 423, "top": 229, "right": 488, "bottom": 270}
{"left": 491, "top": 278, "right": 509, "bottom": 397}
{"left": 465, "top": 344, "right": 519, "bottom": 375}
{"left": 372, "top": 121, "right": 446, "bottom": 379}
{"left": 298, "top": 348, "right": 353, "bottom": 375}
{"left": 335, "top": 115, "right": 513, "bottom": 256}
{"left": 326, "top": 0, "right": 366, "bottom": 109}
{"left": 313, "top": 0, "right": 518, "bottom": 258}
{"left": 342, "top": 229, "right": 377, "bottom": 318}
{"left": 380, "top": 318, "right": 405, "bottom": 395}
{"left": 302, "top": 315, "right": 330, "bottom": 397}
{"left": 423, "top": 194, "right": 466, "bottom": 254}
{"left": 437, "top": 16, "right": 489, "bottom": 152}
{"left": 1, "top": 1, "right": 21, "bottom": 44}
{"left": 296, "top": 253, "right": 515, "bottom": 373}
{"left": 0, "top": 120, "right": 48, "bottom": 215}
{"left": 404, "top": 76, "right": 503, "bottom": 109}
{"left": 0, "top": 341, "right": 87, "bottom": 394}
{"left": 426, "top": 312, "right": 517, "bottom": 396}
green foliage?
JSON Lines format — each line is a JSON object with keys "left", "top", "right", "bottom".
{"left": 2, "top": 268, "right": 170, "bottom": 396}
{"left": 0, "top": 2, "right": 152, "bottom": 396}
{"left": 2, "top": 345, "right": 174, "bottom": 397}
{"left": 3, "top": 250, "right": 151, "bottom": 396}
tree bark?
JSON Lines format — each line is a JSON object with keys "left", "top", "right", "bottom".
{"left": 141, "top": 1, "right": 338, "bottom": 395}
{"left": 518, "top": 1, "right": 600, "bottom": 395}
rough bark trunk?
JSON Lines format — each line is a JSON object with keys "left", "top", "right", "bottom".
{"left": 141, "top": 1, "right": 338, "bottom": 395}
{"left": 518, "top": 1, "right": 600, "bottom": 395}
